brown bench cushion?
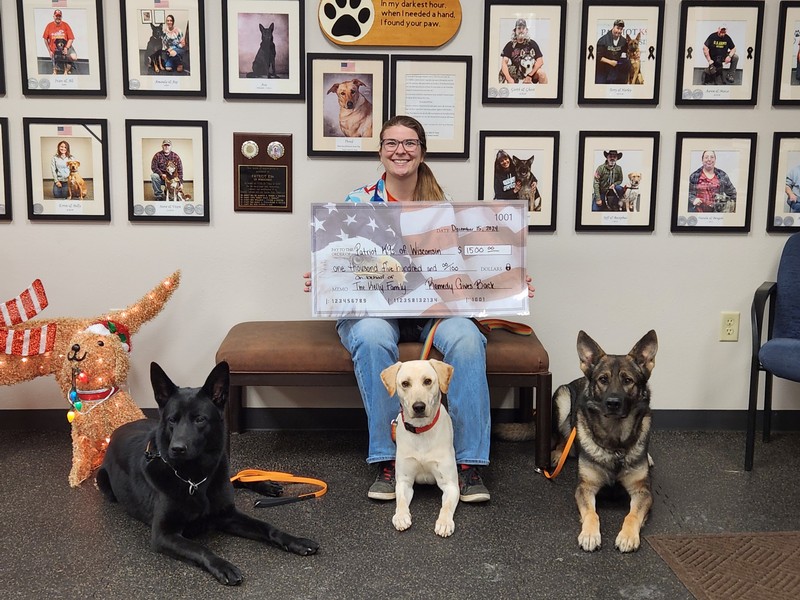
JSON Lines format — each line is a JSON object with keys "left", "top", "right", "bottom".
{"left": 216, "top": 320, "right": 549, "bottom": 375}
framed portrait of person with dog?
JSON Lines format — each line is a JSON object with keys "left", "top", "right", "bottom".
{"left": 577, "top": 0, "right": 665, "bottom": 106}
{"left": 478, "top": 130, "right": 559, "bottom": 232}
{"left": 391, "top": 55, "right": 472, "bottom": 159}
{"left": 575, "top": 131, "right": 660, "bottom": 232}
{"left": 16, "top": 0, "right": 107, "bottom": 96}
{"left": 120, "top": 0, "right": 207, "bottom": 97}
{"left": 306, "top": 53, "right": 389, "bottom": 157}
{"left": 772, "top": 1, "right": 800, "bottom": 106}
{"left": 767, "top": 132, "right": 800, "bottom": 232}
{"left": 481, "top": 0, "right": 566, "bottom": 105}
{"left": 125, "top": 120, "right": 210, "bottom": 223}
{"left": 0, "top": 118, "right": 10, "bottom": 222}
{"left": 671, "top": 132, "right": 757, "bottom": 233}
{"left": 675, "top": 1, "right": 764, "bottom": 106}
{"left": 222, "top": 0, "right": 305, "bottom": 100}
{"left": 23, "top": 118, "right": 110, "bottom": 221}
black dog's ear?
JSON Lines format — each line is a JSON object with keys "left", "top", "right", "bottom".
{"left": 576, "top": 330, "right": 606, "bottom": 376}
{"left": 628, "top": 330, "right": 658, "bottom": 379}
{"left": 203, "top": 361, "right": 230, "bottom": 410}
{"left": 150, "top": 362, "right": 177, "bottom": 409}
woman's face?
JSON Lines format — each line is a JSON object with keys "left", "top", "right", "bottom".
{"left": 379, "top": 125, "right": 423, "bottom": 180}
{"left": 166, "top": 16, "right": 174, "bottom": 28}
{"left": 702, "top": 152, "right": 716, "bottom": 169}
{"left": 58, "top": 142, "right": 68, "bottom": 155}
{"left": 500, "top": 155, "right": 511, "bottom": 169}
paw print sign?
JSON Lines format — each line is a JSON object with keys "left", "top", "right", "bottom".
{"left": 318, "top": 0, "right": 462, "bottom": 47}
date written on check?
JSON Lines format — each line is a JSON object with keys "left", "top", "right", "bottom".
{"left": 311, "top": 201, "right": 528, "bottom": 318}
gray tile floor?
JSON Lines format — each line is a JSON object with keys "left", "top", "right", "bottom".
{"left": 1, "top": 428, "right": 798, "bottom": 599}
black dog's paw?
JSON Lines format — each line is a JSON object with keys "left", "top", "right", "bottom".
{"left": 288, "top": 536, "right": 320, "bottom": 556}
{"left": 320, "top": 0, "right": 374, "bottom": 42}
{"left": 209, "top": 558, "right": 243, "bottom": 586}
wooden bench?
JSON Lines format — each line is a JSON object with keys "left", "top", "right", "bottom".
{"left": 216, "top": 320, "right": 552, "bottom": 471}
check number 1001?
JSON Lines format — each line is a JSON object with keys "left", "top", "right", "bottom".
{"left": 463, "top": 245, "right": 512, "bottom": 256}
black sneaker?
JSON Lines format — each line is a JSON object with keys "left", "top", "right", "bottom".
{"left": 368, "top": 460, "right": 395, "bottom": 500}
{"left": 458, "top": 464, "right": 490, "bottom": 503}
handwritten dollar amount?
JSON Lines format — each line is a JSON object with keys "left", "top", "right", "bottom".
{"left": 463, "top": 245, "right": 512, "bottom": 256}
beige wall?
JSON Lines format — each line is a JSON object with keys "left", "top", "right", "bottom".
{"left": 1, "top": 3, "right": 797, "bottom": 414}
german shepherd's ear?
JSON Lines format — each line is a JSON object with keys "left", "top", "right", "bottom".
{"left": 429, "top": 359, "right": 454, "bottom": 394}
{"left": 203, "top": 361, "right": 230, "bottom": 409}
{"left": 380, "top": 362, "right": 402, "bottom": 396}
{"left": 628, "top": 330, "right": 658, "bottom": 379}
{"left": 150, "top": 362, "right": 177, "bottom": 409}
{"left": 576, "top": 330, "right": 606, "bottom": 377}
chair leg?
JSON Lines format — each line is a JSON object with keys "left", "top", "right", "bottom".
{"left": 763, "top": 372, "right": 773, "bottom": 443}
{"left": 534, "top": 374, "right": 552, "bottom": 473}
{"left": 744, "top": 361, "right": 760, "bottom": 471}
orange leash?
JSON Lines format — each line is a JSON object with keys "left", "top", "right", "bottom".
{"left": 543, "top": 426, "right": 577, "bottom": 480}
{"left": 230, "top": 468, "right": 328, "bottom": 507}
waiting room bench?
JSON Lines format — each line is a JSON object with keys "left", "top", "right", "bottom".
{"left": 216, "top": 320, "right": 552, "bottom": 471}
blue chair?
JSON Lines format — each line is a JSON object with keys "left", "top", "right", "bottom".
{"left": 745, "top": 232, "right": 800, "bottom": 470}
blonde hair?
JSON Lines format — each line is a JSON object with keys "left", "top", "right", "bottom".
{"left": 380, "top": 115, "right": 446, "bottom": 201}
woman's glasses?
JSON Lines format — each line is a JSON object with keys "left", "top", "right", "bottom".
{"left": 380, "top": 139, "right": 422, "bottom": 151}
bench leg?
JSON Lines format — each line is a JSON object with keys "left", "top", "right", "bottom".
{"left": 226, "top": 384, "right": 244, "bottom": 434}
{"left": 534, "top": 374, "right": 552, "bottom": 473}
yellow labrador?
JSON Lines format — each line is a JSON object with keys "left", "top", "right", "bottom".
{"left": 380, "top": 359, "right": 459, "bottom": 537}
{"left": 327, "top": 79, "right": 373, "bottom": 138}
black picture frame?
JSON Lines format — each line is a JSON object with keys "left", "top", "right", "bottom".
{"left": 120, "top": 0, "right": 207, "bottom": 97}
{"left": 0, "top": 13, "right": 6, "bottom": 96}
{"left": 675, "top": 1, "right": 764, "bottom": 106}
{"left": 17, "top": 0, "right": 107, "bottom": 97}
{"left": 481, "top": 0, "right": 566, "bottom": 105}
{"left": 0, "top": 118, "right": 10, "bottom": 221}
{"left": 23, "top": 118, "right": 110, "bottom": 221}
{"left": 126, "top": 120, "right": 210, "bottom": 223}
{"left": 671, "top": 132, "right": 757, "bottom": 233}
{"left": 222, "top": 0, "right": 305, "bottom": 100}
{"left": 578, "top": 0, "right": 665, "bottom": 106}
{"left": 767, "top": 132, "right": 800, "bottom": 232}
{"left": 772, "top": 1, "right": 800, "bottom": 106}
{"left": 478, "top": 130, "right": 559, "bottom": 232}
{"left": 575, "top": 131, "right": 659, "bottom": 232}
{"left": 390, "top": 55, "right": 471, "bottom": 159}
{"left": 306, "top": 53, "right": 389, "bottom": 158}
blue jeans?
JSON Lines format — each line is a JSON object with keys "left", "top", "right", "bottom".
{"left": 151, "top": 172, "right": 164, "bottom": 199}
{"left": 52, "top": 181, "right": 68, "bottom": 198}
{"left": 336, "top": 317, "right": 490, "bottom": 466}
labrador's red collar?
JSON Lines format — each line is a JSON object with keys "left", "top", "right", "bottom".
{"left": 402, "top": 405, "right": 441, "bottom": 434}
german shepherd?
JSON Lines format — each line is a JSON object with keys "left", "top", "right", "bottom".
{"left": 96, "top": 361, "right": 319, "bottom": 585}
{"left": 552, "top": 330, "right": 658, "bottom": 553}
{"left": 512, "top": 154, "right": 542, "bottom": 212}
{"left": 247, "top": 22, "right": 277, "bottom": 78}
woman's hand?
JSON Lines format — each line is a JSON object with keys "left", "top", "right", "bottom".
{"left": 526, "top": 275, "right": 535, "bottom": 298}
{"left": 302, "top": 272, "right": 312, "bottom": 293}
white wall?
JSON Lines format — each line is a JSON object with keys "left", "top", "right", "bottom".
{"left": 2, "top": 2, "right": 797, "bottom": 415}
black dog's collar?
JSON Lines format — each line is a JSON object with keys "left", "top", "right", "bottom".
{"left": 144, "top": 440, "right": 208, "bottom": 495}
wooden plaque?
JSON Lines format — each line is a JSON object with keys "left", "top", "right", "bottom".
{"left": 233, "top": 133, "right": 292, "bottom": 212}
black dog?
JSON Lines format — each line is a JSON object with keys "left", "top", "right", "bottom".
{"left": 96, "top": 361, "right": 319, "bottom": 585}
{"left": 52, "top": 38, "right": 72, "bottom": 75}
{"left": 145, "top": 23, "right": 166, "bottom": 73}
{"left": 247, "top": 22, "right": 277, "bottom": 78}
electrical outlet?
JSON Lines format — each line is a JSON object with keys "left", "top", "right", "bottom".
{"left": 720, "top": 311, "right": 740, "bottom": 342}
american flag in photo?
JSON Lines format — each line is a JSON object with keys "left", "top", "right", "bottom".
{"left": 57, "top": 125, "right": 72, "bottom": 136}
{"left": 155, "top": 0, "right": 170, "bottom": 7}
{"left": 51, "top": 1, "right": 68, "bottom": 7}
{"left": 340, "top": 61, "right": 356, "bottom": 72}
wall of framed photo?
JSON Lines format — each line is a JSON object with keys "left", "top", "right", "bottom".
{"left": 2, "top": 1, "right": 799, "bottom": 420}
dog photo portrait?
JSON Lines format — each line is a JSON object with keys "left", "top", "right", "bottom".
{"left": 578, "top": 1, "right": 665, "bottom": 105}
{"left": 23, "top": 119, "right": 110, "bottom": 221}
{"left": 767, "top": 132, "right": 800, "bottom": 232}
{"left": 482, "top": 0, "right": 565, "bottom": 104}
{"left": 575, "top": 132, "right": 659, "bottom": 231}
{"left": 121, "top": 0, "right": 206, "bottom": 96}
{"left": 19, "top": 2, "right": 106, "bottom": 95}
{"left": 676, "top": 1, "right": 764, "bottom": 105}
{"left": 478, "top": 130, "right": 559, "bottom": 231}
{"left": 126, "top": 120, "right": 209, "bottom": 222}
{"left": 671, "top": 132, "right": 756, "bottom": 233}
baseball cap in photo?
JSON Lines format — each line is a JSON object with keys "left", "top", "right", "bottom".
{"left": 54, "top": 10, "right": 62, "bottom": 17}
{"left": 515, "top": 18, "right": 527, "bottom": 28}
{"left": 613, "top": 19, "right": 625, "bottom": 27}
{"left": 162, "top": 139, "right": 172, "bottom": 146}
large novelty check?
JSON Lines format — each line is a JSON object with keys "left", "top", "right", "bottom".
{"left": 311, "top": 201, "right": 529, "bottom": 318}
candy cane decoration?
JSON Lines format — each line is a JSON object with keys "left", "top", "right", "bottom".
{"left": 1, "top": 280, "right": 57, "bottom": 356}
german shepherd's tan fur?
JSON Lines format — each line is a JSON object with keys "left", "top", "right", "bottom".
{"left": 552, "top": 330, "right": 658, "bottom": 553}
